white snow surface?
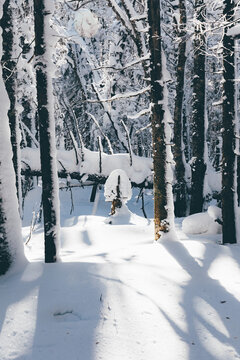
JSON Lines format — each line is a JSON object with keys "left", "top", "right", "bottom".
{"left": 1, "top": 187, "right": 240, "bottom": 360}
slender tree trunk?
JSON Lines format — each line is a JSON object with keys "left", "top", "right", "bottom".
{"left": 222, "top": 0, "right": 237, "bottom": 244}
{"left": 148, "top": 0, "right": 174, "bottom": 240}
{"left": 173, "top": 0, "right": 188, "bottom": 217}
{"left": 1, "top": 0, "right": 22, "bottom": 211}
{"left": 0, "top": 2, "right": 25, "bottom": 275}
{"left": 189, "top": 0, "right": 206, "bottom": 214}
{"left": 34, "top": 0, "right": 60, "bottom": 262}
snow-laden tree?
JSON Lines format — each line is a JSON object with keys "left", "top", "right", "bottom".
{"left": 0, "top": 0, "right": 25, "bottom": 275}
{"left": 34, "top": 0, "right": 60, "bottom": 262}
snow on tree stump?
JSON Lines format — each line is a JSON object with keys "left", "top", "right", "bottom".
{"left": 104, "top": 169, "right": 132, "bottom": 224}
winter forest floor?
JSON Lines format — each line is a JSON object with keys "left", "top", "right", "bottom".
{"left": 0, "top": 186, "right": 240, "bottom": 360}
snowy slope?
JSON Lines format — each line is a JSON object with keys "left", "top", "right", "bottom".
{"left": 0, "top": 186, "right": 240, "bottom": 360}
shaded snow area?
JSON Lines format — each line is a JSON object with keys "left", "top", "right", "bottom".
{"left": 1, "top": 186, "right": 240, "bottom": 360}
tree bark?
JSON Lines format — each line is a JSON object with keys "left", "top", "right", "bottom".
{"left": 222, "top": 0, "right": 237, "bottom": 244}
{"left": 1, "top": 0, "right": 22, "bottom": 210}
{"left": 34, "top": 0, "right": 60, "bottom": 262}
{"left": 0, "top": 1, "right": 25, "bottom": 275}
{"left": 173, "top": 0, "right": 188, "bottom": 217}
{"left": 189, "top": 0, "right": 206, "bottom": 214}
{"left": 148, "top": 0, "right": 171, "bottom": 240}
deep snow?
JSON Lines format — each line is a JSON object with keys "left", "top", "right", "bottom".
{"left": 0, "top": 185, "right": 240, "bottom": 360}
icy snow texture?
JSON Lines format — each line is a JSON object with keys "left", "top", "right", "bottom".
{"left": 104, "top": 169, "right": 132, "bottom": 202}
{"left": 74, "top": 9, "right": 100, "bottom": 38}
{"left": 182, "top": 206, "right": 222, "bottom": 235}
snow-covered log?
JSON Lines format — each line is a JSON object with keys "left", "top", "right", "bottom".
{"left": 21, "top": 147, "right": 153, "bottom": 188}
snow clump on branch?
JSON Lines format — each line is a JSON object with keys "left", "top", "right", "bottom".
{"left": 74, "top": 9, "right": 100, "bottom": 38}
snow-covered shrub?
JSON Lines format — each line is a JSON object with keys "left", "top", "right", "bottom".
{"left": 104, "top": 169, "right": 132, "bottom": 204}
{"left": 104, "top": 169, "right": 132, "bottom": 224}
{"left": 182, "top": 206, "right": 222, "bottom": 235}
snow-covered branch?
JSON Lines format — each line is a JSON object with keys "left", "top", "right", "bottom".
{"left": 84, "top": 86, "right": 150, "bottom": 103}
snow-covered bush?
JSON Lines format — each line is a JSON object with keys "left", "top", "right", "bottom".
{"left": 182, "top": 206, "right": 222, "bottom": 235}
{"left": 104, "top": 169, "right": 132, "bottom": 223}
{"left": 104, "top": 169, "right": 132, "bottom": 204}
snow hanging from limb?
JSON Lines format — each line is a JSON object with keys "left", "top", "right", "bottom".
{"left": 0, "top": 0, "right": 26, "bottom": 274}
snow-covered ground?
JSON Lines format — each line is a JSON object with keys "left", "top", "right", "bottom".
{"left": 1, "top": 185, "right": 240, "bottom": 360}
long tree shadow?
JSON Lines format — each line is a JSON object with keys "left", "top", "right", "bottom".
{"left": 0, "top": 262, "right": 43, "bottom": 359}
{"left": 30, "top": 262, "right": 105, "bottom": 360}
{"left": 161, "top": 238, "right": 240, "bottom": 359}
{"left": 0, "top": 261, "right": 105, "bottom": 360}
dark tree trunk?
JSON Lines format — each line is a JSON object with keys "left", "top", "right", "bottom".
{"left": 0, "top": 1, "right": 25, "bottom": 275}
{"left": 189, "top": 0, "right": 206, "bottom": 214}
{"left": 222, "top": 0, "right": 237, "bottom": 244}
{"left": 148, "top": 0, "right": 170, "bottom": 240}
{"left": 34, "top": 0, "right": 60, "bottom": 262}
{"left": 1, "top": 0, "right": 22, "bottom": 208}
{"left": 0, "top": 200, "right": 12, "bottom": 275}
{"left": 173, "top": 0, "right": 188, "bottom": 217}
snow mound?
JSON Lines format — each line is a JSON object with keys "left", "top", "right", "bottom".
{"left": 207, "top": 205, "right": 222, "bottom": 222}
{"left": 104, "top": 204, "right": 131, "bottom": 225}
{"left": 74, "top": 9, "right": 100, "bottom": 38}
{"left": 182, "top": 206, "right": 222, "bottom": 235}
{"left": 104, "top": 204, "right": 143, "bottom": 225}
{"left": 104, "top": 169, "right": 132, "bottom": 203}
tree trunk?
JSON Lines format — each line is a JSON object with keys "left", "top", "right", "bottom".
{"left": 222, "top": 0, "right": 237, "bottom": 244}
{"left": 189, "top": 0, "right": 206, "bottom": 214}
{"left": 1, "top": 0, "right": 22, "bottom": 211}
{"left": 0, "top": 2, "right": 25, "bottom": 275}
{"left": 173, "top": 0, "right": 188, "bottom": 217}
{"left": 148, "top": 0, "right": 173, "bottom": 240}
{"left": 34, "top": 0, "right": 60, "bottom": 262}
